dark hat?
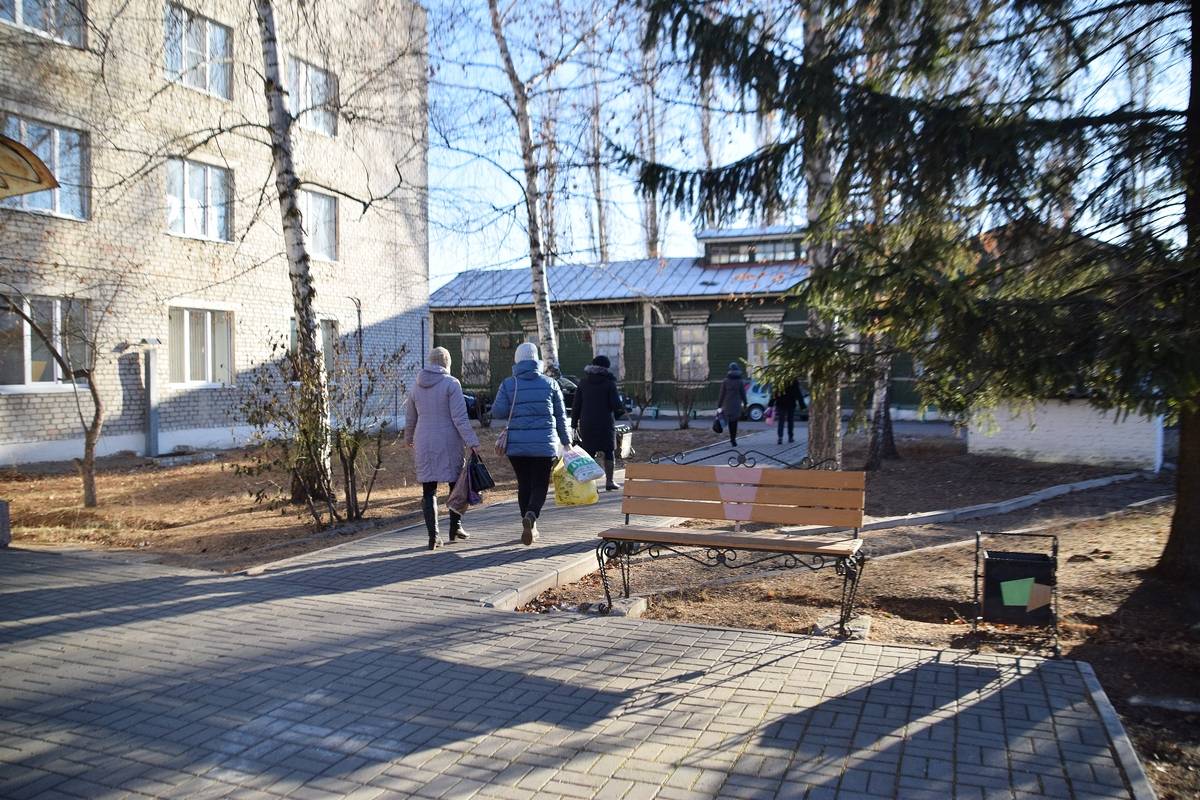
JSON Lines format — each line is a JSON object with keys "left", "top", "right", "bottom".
{"left": 592, "top": 354, "right": 611, "bottom": 368}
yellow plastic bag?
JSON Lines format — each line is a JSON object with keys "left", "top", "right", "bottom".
{"left": 553, "top": 460, "right": 599, "bottom": 507}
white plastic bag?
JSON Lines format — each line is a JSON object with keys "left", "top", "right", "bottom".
{"left": 561, "top": 445, "right": 604, "bottom": 482}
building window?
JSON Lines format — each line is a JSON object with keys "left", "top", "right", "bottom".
{"left": 746, "top": 323, "right": 781, "bottom": 372}
{"left": 168, "top": 306, "right": 233, "bottom": 384}
{"left": 0, "top": 296, "right": 88, "bottom": 387}
{"left": 288, "top": 57, "right": 338, "bottom": 135}
{"left": 289, "top": 317, "right": 339, "bottom": 375}
{"left": 166, "top": 158, "right": 231, "bottom": 240}
{"left": 461, "top": 332, "right": 489, "bottom": 387}
{"left": 0, "top": 114, "right": 87, "bottom": 219}
{"left": 592, "top": 326, "right": 623, "bottom": 380}
{"left": 164, "top": 4, "right": 232, "bottom": 99}
{"left": 755, "top": 241, "right": 797, "bottom": 262}
{"left": 673, "top": 324, "right": 708, "bottom": 383}
{"left": 1, "top": 0, "right": 85, "bottom": 47}
{"left": 298, "top": 189, "right": 337, "bottom": 261}
{"left": 708, "top": 240, "right": 798, "bottom": 265}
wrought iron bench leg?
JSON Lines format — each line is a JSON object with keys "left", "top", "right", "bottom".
{"left": 837, "top": 554, "right": 867, "bottom": 638}
{"left": 596, "top": 540, "right": 616, "bottom": 613}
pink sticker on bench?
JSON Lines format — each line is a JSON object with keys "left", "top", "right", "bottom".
{"left": 714, "top": 466, "right": 762, "bottom": 484}
{"left": 717, "top": 484, "right": 760, "bottom": 503}
{"left": 722, "top": 503, "right": 754, "bottom": 520}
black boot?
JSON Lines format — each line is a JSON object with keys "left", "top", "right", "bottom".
{"left": 422, "top": 494, "right": 443, "bottom": 550}
{"left": 604, "top": 456, "right": 620, "bottom": 492}
{"left": 448, "top": 512, "right": 469, "bottom": 542}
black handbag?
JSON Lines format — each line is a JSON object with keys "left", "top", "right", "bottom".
{"left": 712, "top": 413, "right": 724, "bottom": 434}
{"left": 468, "top": 453, "right": 496, "bottom": 491}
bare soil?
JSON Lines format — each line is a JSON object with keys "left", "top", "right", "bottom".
{"left": 2, "top": 425, "right": 717, "bottom": 572}
{"left": 526, "top": 500, "right": 1197, "bottom": 799}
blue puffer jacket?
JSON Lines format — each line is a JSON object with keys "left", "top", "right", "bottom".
{"left": 490, "top": 360, "right": 571, "bottom": 457}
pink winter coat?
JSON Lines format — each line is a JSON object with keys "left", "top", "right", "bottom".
{"left": 404, "top": 366, "right": 480, "bottom": 483}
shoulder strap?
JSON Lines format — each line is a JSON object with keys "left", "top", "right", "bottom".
{"left": 505, "top": 378, "right": 518, "bottom": 425}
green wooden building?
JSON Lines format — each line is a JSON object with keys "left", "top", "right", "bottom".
{"left": 430, "top": 226, "right": 919, "bottom": 413}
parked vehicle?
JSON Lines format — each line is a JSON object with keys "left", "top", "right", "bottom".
{"left": 744, "top": 380, "right": 810, "bottom": 422}
{"left": 744, "top": 381, "right": 772, "bottom": 421}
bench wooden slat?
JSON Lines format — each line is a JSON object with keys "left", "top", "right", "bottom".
{"left": 622, "top": 497, "right": 864, "bottom": 528}
{"left": 599, "top": 526, "right": 862, "bottom": 557}
{"left": 625, "top": 462, "right": 866, "bottom": 490}
{"left": 623, "top": 479, "right": 865, "bottom": 510}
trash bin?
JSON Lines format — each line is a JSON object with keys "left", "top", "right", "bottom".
{"left": 981, "top": 550, "right": 1055, "bottom": 626}
{"left": 615, "top": 424, "right": 634, "bottom": 459}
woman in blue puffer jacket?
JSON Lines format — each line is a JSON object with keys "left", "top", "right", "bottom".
{"left": 489, "top": 342, "right": 571, "bottom": 545}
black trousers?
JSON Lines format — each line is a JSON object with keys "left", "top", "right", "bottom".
{"left": 776, "top": 406, "right": 795, "bottom": 442}
{"left": 421, "top": 481, "right": 461, "bottom": 520}
{"left": 508, "top": 456, "right": 554, "bottom": 518}
{"left": 728, "top": 418, "right": 739, "bottom": 445}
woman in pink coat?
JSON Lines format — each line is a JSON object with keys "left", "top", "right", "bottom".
{"left": 404, "top": 347, "right": 480, "bottom": 550}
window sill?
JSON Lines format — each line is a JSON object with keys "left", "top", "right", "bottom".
{"left": 165, "top": 229, "right": 232, "bottom": 245}
{"left": 295, "top": 123, "right": 338, "bottom": 139}
{"left": 1, "top": 205, "right": 88, "bottom": 224}
{"left": 0, "top": 383, "right": 83, "bottom": 395}
{"left": 168, "top": 381, "right": 230, "bottom": 390}
{"left": 164, "top": 77, "right": 233, "bottom": 103}
{"left": 0, "top": 19, "right": 85, "bottom": 49}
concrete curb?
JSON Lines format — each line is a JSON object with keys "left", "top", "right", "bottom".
{"left": 479, "top": 513, "right": 687, "bottom": 611}
{"left": 1077, "top": 661, "right": 1158, "bottom": 800}
{"left": 783, "top": 470, "right": 1151, "bottom": 537}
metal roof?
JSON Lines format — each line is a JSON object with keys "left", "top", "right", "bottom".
{"left": 430, "top": 256, "right": 808, "bottom": 310}
{"left": 694, "top": 224, "right": 806, "bottom": 241}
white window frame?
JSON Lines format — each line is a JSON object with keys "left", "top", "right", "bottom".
{"left": 168, "top": 306, "right": 234, "bottom": 386}
{"left": 166, "top": 157, "right": 231, "bottom": 241}
{"left": 1, "top": 0, "right": 85, "bottom": 47}
{"left": 288, "top": 316, "right": 339, "bottom": 377}
{"left": 591, "top": 324, "right": 624, "bottom": 380}
{"left": 0, "top": 296, "right": 88, "bottom": 393}
{"left": 298, "top": 189, "right": 338, "bottom": 261}
{"left": 0, "top": 114, "right": 88, "bottom": 220}
{"left": 460, "top": 332, "right": 490, "bottom": 387}
{"left": 673, "top": 323, "right": 709, "bottom": 384}
{"left": 164, "top": 3, "right": 232, "bottom": 99}
{"left": 287, "top": 56, "right": 338, "bottom": 136}
{"left": 746, "top": 322, "right": 782, "bottom": 373}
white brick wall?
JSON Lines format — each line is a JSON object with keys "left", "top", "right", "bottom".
{"left": 968, "top": 400, "right": 1163, "bottom": 471}
{"left": 0, "top": 0, "right": 429, "bottom": 465}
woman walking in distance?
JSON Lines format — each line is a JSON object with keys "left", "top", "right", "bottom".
{"left": 718, "top": 361, "right": 748, "bottom": 447}
{"left": 772, "top": 378, "right": 805, "bottom": 445}
{"left": 490, "top": 342, "right": 571, "bottom": 545}
{"left": 571, "top": 354, "right": 624, "bottom": 491}
{"left": 405, "top": 347, "right": 480, "bottom": 550}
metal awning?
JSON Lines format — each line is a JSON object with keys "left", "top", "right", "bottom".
{"left": 0, "top": 134, "right": 57, "bottom": 200}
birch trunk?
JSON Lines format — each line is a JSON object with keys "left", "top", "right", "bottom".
{"left": 487, "top": 0, "right": 560, "bottom": 373}
{"left": 253, "top": 0, "right": 331, "bottom": 500}
{"left": 803, "top": 2, "right": 842, "bottom": 468}
{"left": 589, "top": 70, "right": 609, "bottom": 262}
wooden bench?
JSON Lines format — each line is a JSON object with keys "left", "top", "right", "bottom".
{"left": 596, "top": 462, "right": 868, "bottom": 636}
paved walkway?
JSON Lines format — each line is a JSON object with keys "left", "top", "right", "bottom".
{"left": 0, "top": 472, "right": 1152, "bottom": 800}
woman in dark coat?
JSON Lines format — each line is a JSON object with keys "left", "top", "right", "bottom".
{"left": 717, "top": 362, "right": 748, "bottom": 447}
{"left": 571, "top": 355, "right": 624, "bottom": 491}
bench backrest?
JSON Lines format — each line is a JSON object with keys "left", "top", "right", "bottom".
{"left": 623, "top": 462, "right": 866, "bottom": 528}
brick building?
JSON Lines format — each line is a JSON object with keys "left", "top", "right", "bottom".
{"left": 0, "top": 0, "right": 428, "bottom": 464}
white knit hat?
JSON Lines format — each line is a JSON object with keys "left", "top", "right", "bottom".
{"left": 514, "top": 342, "right": 539, "bottom": 363}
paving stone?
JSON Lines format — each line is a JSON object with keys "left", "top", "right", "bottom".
{"left": 0, "top": 496, "right": 1148, "bottom": 800}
